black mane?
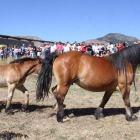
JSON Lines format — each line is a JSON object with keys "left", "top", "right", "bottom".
{"left": 10, "top": 57, "right": 38, "bottom": 64}
{"left": 108, "top": 44, "right": 140, "bottom": 91}
{"left": 108, "top": 44, "right": 140, "bottom": 74}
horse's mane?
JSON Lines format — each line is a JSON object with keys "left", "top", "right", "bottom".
{"left": 108, "top": 44, "right": 140, "bottom": 92}
{"left": 108, "top": 44, "right": 140, "bottom": 74}
{"left": 10, "top": 57, "right": 38, "bottom": 64}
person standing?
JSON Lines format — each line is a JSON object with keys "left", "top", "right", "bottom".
{"left": 32, "top": 45, "right": 37, "bottom": 58}
{"left": 91, "top": 43, "right": 96, "bottom": 56}
{"left": 21, "top": 44, "right": 26, "bottom": 56}
{"left": 50, "top": 42, "right": 57, "bottom": 53}
{"left": 77, "top": 43, "right": 81, "bottom": 52}
{"left": 37, "top": 46, "right": 42, "bottom": 58}
{"left": 81, "top": 42, "right": 86, "bottom": 53}
{"left": 114, "top": 44, "right": 118, "bottom": 53}
{"left": 86, "top": 44, "right": 93, "bottom": 55}
{"left": 0, "top": 48, "right": 4, "bottom": 60}
{"left": 57, "top": 41, "right": 63, "bottom": 53}
{"left": 63, "top": 42, "right": 71, "bottom": 54}
{"left": 118, "top": 42, "right": 123, "bottom": 51}
{"left": 27, "top": 44, "right": 32, "bottom": 57}
{"left": 94, "top": 43, "right": 99, "bottom": 56}
{"left": 17, "top": 46, "right": 21, "bottom": 58}
{"left": 3, "top": 45, "right": 9, "bottom": 59}
{"left": 123, "top": 42, "right": 129, "bottom": 48}
{"left": 13, "top": 45, "right": 18, "bottom": 59}
{"left": 98, "top": 43, "right": 104, "bottom": 56}
{"left": 107, "top": 42, "right": 114, "bottom": 54}
{"left": 41, "top": 44, "right": 46, "bottom": 58}
{"left": 71, "top": 42, "right": 77, "bottom": 51}
{"left": 45, "top": 43, "right": 51, "bottom": 55}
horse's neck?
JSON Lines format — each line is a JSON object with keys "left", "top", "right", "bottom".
{"left": 22, "top": 61, "right": 37, "bottom": 76}
{"left": 27, "top": 67, "right": 36, "bottom": 76}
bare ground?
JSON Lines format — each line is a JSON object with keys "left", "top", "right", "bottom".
{"left": 0, "top": 60, "right": 140, "bottom": 140}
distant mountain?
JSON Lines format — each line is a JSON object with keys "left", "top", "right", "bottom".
{"left": 96, "top": 33, "right": 139, "bottom": 45}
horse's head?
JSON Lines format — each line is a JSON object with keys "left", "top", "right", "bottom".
{"left": 34, "top": 57, "right": 43, "bottom": 74}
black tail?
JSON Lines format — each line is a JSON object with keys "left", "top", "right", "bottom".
{"left": 36, "top": 51, "right": 59, "bottom": 101}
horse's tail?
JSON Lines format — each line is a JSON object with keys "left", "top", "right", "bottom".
{"left": 36, "top": 51, "right": 60, "bottom": 101}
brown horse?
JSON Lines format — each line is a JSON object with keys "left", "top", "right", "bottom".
{"left": 0, "top": 57, "right": 42, "bottom": 114}
{"left": 36, "top": 44, "right": 140, "bottom": 122}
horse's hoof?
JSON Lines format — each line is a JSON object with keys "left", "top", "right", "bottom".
{"left": 57, "top": 115, "right": 69, "bottom": 123}
{"left": 94, "top": 108, "right": 104, "bottom": 120}
{"left": 126, "top": 114, "right": 138, "bottom": 121}
{"left": 5, "top": 109, "right": 14, "bottom": 115}
{"left": 57, "top": 114, "right": 62, "bottom": 122}
{"left": 62, "top": 116, "right": 70, "bottom": 123}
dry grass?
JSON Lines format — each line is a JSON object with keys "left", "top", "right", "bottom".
{"left": 0, "top": 59, "right": 140, "bottom": 140}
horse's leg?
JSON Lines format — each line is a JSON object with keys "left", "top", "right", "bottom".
{"left": 55, "top": 85, "right": 70, "bottom": 122}
{"left": 52, "top": 85, "right": 67, "bottom": 111}
{"left": 5, "top": 84, "right": 16, "bottom": 114}
{"left": 52, "top": 85, "right": 58, "bottom": 111}
{"left": 94, "top": 91, "right": 113, "bottom": 120}
{"left": 53, "top": 103, "right": 58, "bottom": 111}
{"left": 16, "top": 85, "right": 29, "bottom": 111}
{"left": 120, "top": 85, "right": 138, "bottom": 121}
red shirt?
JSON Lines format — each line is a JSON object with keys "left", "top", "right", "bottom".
{"left": 119, "top": 44, "right": 123, "bottom": 51}
{"left": 81, "top": 44, "right": 86, "bottom": 52}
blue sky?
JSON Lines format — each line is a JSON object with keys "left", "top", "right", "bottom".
{"left": 1, "top": 0, "right": 140, "bottom": 43}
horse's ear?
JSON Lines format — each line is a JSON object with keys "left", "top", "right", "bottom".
{"left": 37, "top": 57, "right": 43, "bottom": 64}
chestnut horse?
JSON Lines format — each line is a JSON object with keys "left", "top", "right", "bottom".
{"left": 0, "top": 57, "right": 42, "bottom": 114}
{"left": 37, "top": 44, "right": 140, "bottom": 122}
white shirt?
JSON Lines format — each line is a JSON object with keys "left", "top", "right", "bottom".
{"left": 71, "top": 44, "right": 76, "bottom": 51}
{"left": 50, "top": 44, "right": 57, "bottom": 53}
{"left": 107, "top": 44, "right": 114, "bottom": 53}
{"left": 77, "top": 45, "right": 81, "bottom": 51}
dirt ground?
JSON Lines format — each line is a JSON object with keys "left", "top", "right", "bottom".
{"left": 1, "top": 59, "right": 140, "bottom": 140}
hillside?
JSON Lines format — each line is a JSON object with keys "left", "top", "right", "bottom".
{"left": 96, "top": 33, "right": 139, "bottom": 45}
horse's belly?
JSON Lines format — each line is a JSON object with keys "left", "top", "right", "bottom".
{"left": 75, "top": 78, "right": 117, "bottom": 92}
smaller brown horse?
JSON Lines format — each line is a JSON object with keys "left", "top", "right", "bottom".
{"left": 0, "top": 57, "right": 42, "bottom": 114}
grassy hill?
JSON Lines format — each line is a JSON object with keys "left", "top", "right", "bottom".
{"left": 97, "top": 33, "right": 139, "bottom": 45}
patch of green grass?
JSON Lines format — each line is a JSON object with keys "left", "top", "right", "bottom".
{"left": 58, "top": 136, "right": 68, "bottom": 140}
{"left": 18, "top": 123, "right": 26, "bottom": 130}
{"left": 93, "top": 133, "right": 102, "bottom": 139}
{"left": 78, "top": 137, "right": 86, "bottom": 140}
{"left": 49, "top": 128, "right": 56, "bottom": 134}
{"left": 33, "top": 129, "right": 40, "bottom": 135}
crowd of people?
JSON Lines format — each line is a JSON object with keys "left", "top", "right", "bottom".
{"left": 0, "top": 41, "right": 138, "bottom": 60}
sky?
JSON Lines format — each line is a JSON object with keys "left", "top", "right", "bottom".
{"left": 1, "top": 0, "right": 140, "bottom": 43}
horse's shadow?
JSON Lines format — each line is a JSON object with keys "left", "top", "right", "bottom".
{"left": 0, "top": 101, "right": 140, "bottom": 118}
{"left": 65, "top": 107, "right": 140, "bottom": 118}
{"left": 0, "top": 101, "right": 53, "bottom": 113}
